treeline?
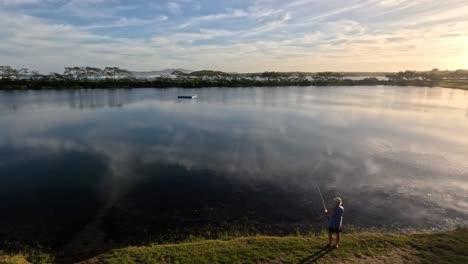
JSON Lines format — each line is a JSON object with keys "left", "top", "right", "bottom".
{"left": 0, "top": 76, "right": 386, "bottom": 90}
{"left": 1, "top": 65, "right": 467, "bottom": 90}
{"left": 0, "top": 66, "right": 381, "bottom": 89}
{"left": 385, "top": 68, "right": 468, "bottom": 82}
{"left": 173, "top": 70, "right": 344, "bottom": 79}
{"left": 0, "top": 65, "right": 133, "bottom": 81}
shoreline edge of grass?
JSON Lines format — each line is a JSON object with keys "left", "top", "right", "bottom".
{"left": 2, "top": 228, "right": 467, "bottom": 263}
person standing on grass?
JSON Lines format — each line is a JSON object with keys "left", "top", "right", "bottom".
{"left": 325, "top": 197, "right": 344, "bottom": 248}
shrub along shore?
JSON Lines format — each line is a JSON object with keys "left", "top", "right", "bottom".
{"left": 3, "top": 77, "right": 468, "bottom": 91}
{"left": 1, "top": 66, "right": 468, "bottom": 90}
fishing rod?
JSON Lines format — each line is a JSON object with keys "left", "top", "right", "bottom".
{"left": 317, "top": 185, "right": 326, "bottom": 212}
{"left": 310, "top": 155, "right": 326, "bottom": 211}
{"left": 307, "top": 155, "right": 326, "bottom": 211}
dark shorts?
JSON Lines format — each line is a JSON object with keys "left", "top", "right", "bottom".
{"left": 328, "top": 227, "right": 342, "bottom": 234}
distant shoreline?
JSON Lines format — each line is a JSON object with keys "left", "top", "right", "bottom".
{"left": 2, "top": 66, "right": 468, "bottom": 91}
{"left": 1, "top": 78, "right": 467, "bottom": 91}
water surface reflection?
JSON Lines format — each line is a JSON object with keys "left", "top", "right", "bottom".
{"left": 0, "top": 86, "right": 467, "bottom": 258}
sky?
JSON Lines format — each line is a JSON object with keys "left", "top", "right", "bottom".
{"left": 0, "top": 0, "right": 467, "bottom": 73}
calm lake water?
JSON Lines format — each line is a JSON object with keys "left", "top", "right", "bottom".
{"left": 1, "top": 86, "right": 467, "bottom": 252}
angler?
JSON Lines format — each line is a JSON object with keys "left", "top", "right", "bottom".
{"left": 324, "top": 197, "right": 344, "bottom": 248}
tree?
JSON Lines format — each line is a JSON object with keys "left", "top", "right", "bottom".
{"left": 396, "top": 70, "right": 418, "bottom": 81}
{"left": 30, "top": 71, "right": 43, "bottom": 80}
{"left": 313, "top": 72, "right": 343, "bottom": 82}
{"left": 171, "top": 70, "right": 188, "bottom": 77}
{"left": 114, "top": 67, "right": 134, "bottom": 79}
{"left": 190, "top": 70, "right": 228, "bottom": 78}
{"left": 103, "top": 67, "right": 134, "bottom": 79}
{"left": 419, "top": 72, "right": 433, "bottom": 81}
{"left": 49, "top": 72, "right": 66, "bottom": 80}
{"left": 84, "top": 67, "right": 103, "bottom": 79}
{"left": 453, "top": 69, "right": 468, "bottom": 79}
{"left": 64, "top": 67, "right": 86, "bottom": 80}
{"left": 0, "top": 65, "right": 19, "bottom": 80}
{"left": 18, "top": 68, "right": 29, "bottom": 79}
{"left": 385, "top": 73, "right": 398, "bottom": 82}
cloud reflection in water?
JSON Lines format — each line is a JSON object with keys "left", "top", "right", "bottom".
{"left": 0, "top": 86, "right": 467, "bottom": 248}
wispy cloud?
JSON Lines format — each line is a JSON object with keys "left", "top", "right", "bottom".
{"left": 0, "top": 0, "right": 42, "bottom": 6}
{"left": 0, "top": 0, "right": 467, "bottom": 72}
{"left": 166, "top": 2, "right": 182, "bottom": 15}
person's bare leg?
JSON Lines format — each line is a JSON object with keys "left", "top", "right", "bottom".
{"left": 335, "top": 233, "right": 340, "bottom": 248}
{"left": 328, "top": 232, "right": 332, "bottom": 246}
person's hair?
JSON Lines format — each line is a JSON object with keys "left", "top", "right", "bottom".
{"left": 334, "top": 197, "right": 342, "bottom": 206}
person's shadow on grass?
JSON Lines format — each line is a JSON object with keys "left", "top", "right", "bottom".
{"left": 298, "top": 246, "right": 335, "bottom": 264}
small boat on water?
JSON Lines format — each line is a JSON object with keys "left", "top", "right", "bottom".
{"left": 178, "top": 95, "right": 197, "bottom": 99}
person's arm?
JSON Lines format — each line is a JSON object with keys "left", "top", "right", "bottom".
{"left": 324, "top": 208, "right": 333, "bottom": 216}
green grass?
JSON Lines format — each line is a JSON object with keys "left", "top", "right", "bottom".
{"left": 0, "top": 248, "right": 54, "bottom": 264}
{"left": 0, "top": 254, "right": 30, "bottom": 264}
{"left": 434, "top": 80, "right": 468, "bottom": 90}
{"left": 83, "top": 228, "right": 468, "bottom": 264}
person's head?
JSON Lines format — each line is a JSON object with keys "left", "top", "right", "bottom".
{"left": 334, "top": 197, "right": 342, "bottom": 206}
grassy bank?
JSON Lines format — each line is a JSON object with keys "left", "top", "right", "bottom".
{"left": 75, "top": 228, "right": 467, "bottom": 264}
{"left": 0, "top": 254, "right": 29, "bottom": 264}
{"left": 0, "top": 249, "right": 53, "bottom": 264}
{"left": 1, "top": 228, "right": 466, "bottom": 263}
{"left": 434, "top": 80, "right": 468, "bottom": 90}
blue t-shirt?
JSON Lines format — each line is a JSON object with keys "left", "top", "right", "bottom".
{"left": 329, "top": 205, "right": 344, "bottom": 228}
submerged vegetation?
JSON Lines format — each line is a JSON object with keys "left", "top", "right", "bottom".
{"left": 1, "top": 66, "right": 468, "bottom": 90}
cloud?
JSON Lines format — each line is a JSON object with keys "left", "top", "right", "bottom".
{"left": 177, "top": 9, "right": 248, "bottom": 29}
{"left": 166, "top": 1, "right": 182, "bottom": 15}
{"left": 0, "top": 0, "right": 42, "bottom": 6}
{"left": 0, "top": 0, "right": 468, "bottom": 72}
{"left": 79, "top": 16, "right": 169, "bottom": 30}
{"left": 378, "top": 0, "right": 412, "bottom": 7}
